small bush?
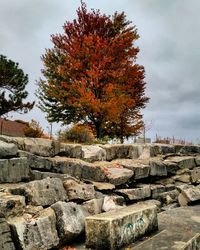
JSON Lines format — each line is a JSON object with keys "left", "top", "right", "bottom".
{"left": 59, "top": 123, "right": 95, "bottom": 143}
{"left": 24, "top": 119, "right": 43, "bottom": 138}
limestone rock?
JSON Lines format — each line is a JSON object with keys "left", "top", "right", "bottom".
{"left": 8, "top": 207, "right": 59, "bottom": 249}
{"left": 138, "top": 199, "right": 162, "bottom": 213}
{"left": 11, "top": 177, "right": 67, "bottom": 206}
{"left": 178, "top": 185, "right": 200, "bottom": 206}
{"left": 30, "top": 170, "right": 72, "bottom": 181}
{"left": 158, "top": 190, "right": 179, "bottom": 205}
{"left": 63, "top": 179, "right": 95, "bottom": 201}
{"left": 0, "top": 192, "right": 25, "bottom": 218}
{"left": 23, "top": 138, "right": 60, "bottom": 157}
{"left": 0, "top": 216, "right": 16, "bottom": 250}
{"left": 190, "top": 167, "right": 200, "bottom": 184}
{"left": 138, "top": 145, "right": 160, "bottom": 159}
{"left": 164, "top": 161, "right": 179, "bottom": 175}
{"left": 85, "top": 203, "right": 158, "bottom": 250}
{"left": 51, "top": 201, "right": 89, "bottom": 243}
{"left": 173, "top": 174, "right": 191, "bottom": 183}
{"left": 150, "top": 160, "right": 167, "bottom": 176}
{"left": 150, "top": 184, "right": 166, "bottom": 199}
{"left": 102, "top": 196, "right": 124, "bottom": 212}
{"left": 0, "top": 141, "right": 18, "bottom": 158}
{"left": 195, "top": 157, "right": 200, "bottom": 166}
{"left": 0, "top": 158, "right": 29, "bottom": 183}
{"left": 81, "top": 145, "right": 106, "bottom": 162}
{"left": 86, "top": 180, "right": 115, "bottom": 191}
{"left": 112, "top": 159, "right": 150, "bottom": 180}
{"left": 59, "top": 143, "right": 83, "bottom": 158}
{"left": 116, "top": 186, "right": 151, "bottom": 201}
{"left": 100, "top": 145, "right": 139, "bottom": 161}
{"left": 165, "top": 156, "right": 196, "bottom": 169}
{"left": 82, "top": 198, "right": 104, "bottom": 215}
{"left": 156, "top": 144, "right": 175, "bottom": 154}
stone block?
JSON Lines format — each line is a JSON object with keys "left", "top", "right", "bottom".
{"left": 116, "top": 186, "right": 151, "bottom": 201}
{"left": 191, "top": 167, "right": 200, "bottom": 184}
{"left": 63, "top": 179, "right": 95, "bottom": 201}
{"left": 30, "top": 170, "right": 72, "bottom": 181}
{"left": 85, "top": 203, "right": 158, "bottom": 250}
{"left": 164, "top": 161, "right": 179, "bottom": 175}
{"left": 150, "top": 184, "right": 166, "bottom": 199}
{"left": 150, "top": 160, "right": 167, "bottom": 176}
{"left": 0, "top": 157, "right": 29, "bottom": 183}
{"left": 10, "top": 177, "right": 67, "bottom": 206}
{"left": 81, "top": 145, "right": 106, "bottom": 162}
{"left": 0, "top": 192, "right": 25, "bottom": 218}
{"left": 0, "top": 216, "right": 16, "bottom": 250}
{"left": 51, "top": 201, "right": 89, "bottom": 243}
{"left": 166, "top": 156, "right": 196, "bottom": 169}
{"left": 82, "top": 198, "right": 104, "bottom": 215}
{"left": 0, "top": 141, "right": 18, "bottom": 159}
{"left": 23, "top": 138, "right": 60, "bottom": 157}
{"left": 102, "top": 195, "right": 124, "bottom": 212}
{"left": 8, "top": 207, "right": 59, "bottom": 249}
{"left": 59, "top": 143, "right": 83, "bottom": 158}
{"left": 178, "top": 185, "right": 200, "bottom": 206}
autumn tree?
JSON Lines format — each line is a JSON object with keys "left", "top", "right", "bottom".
{"left": 0, "top": 55, "right": 34, "bottom": 117}
{"left": 37, "top": 2, "right": 149, "bottom": 140}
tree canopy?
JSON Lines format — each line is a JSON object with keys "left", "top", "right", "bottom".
{"left": 37, "top": 2, "right": 149, "bottom": 141}
{"left": 0, "top": 55, "right": 34, "bottom": 117}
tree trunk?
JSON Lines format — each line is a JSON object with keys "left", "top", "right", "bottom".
{"left": 94, "top": 121, "right": 103, "bottom": 139}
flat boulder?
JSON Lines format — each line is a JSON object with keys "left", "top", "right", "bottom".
{"left": 0, "top": 158, "right": 29, "bottom": 183}
{"left": 150, "top": 160, "right": 167, "bottom": 176}
{"left": 8, "top": 207, "right": 59, "bottom": 249}
{"left": 85, "top": 203, "right": 158, "bottom": 250}
{"left": 165, "top": 156, "right": 196, "bottom": 169}
{"left": 178, "top": 185, "right": 200, "bottom": 206}
{"left": 51, "top": 201, "right": 89, "bottom": 243}
{"left": 0, "top": 141, "right": 18, "bottom": 158}
{"left": 10, "top": 177, "right": 67, "bottom": 206}
{"left": 59, "top": 143, "right": 83, "bottom": 158}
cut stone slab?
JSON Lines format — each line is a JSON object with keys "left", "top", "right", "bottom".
{"left": 59, "top": 143, "right": 83, "bottom": 158}
{"left": 116, "top": 186, "right": 151, "bottom": 201}
{"left": 82, "top": 198, "right": 104, "bottom": 215}
{"left": 0, "top": 192, "right": 25, "bottom": 218}
{"left": 85, "top": 180, "right": 115, "bottom": 191}
{"left": 0, "top": 141, "right": 18, "bottom": 159}
{"left": 8, "top": 207, "right": 59, "bottom": 250}
{"left": 150, "top": 160, "right": 167, "bottom": 176}
{"left": 10, "top": 177, "right": 67, "bottom": 206}
{"left": 51, "top": 201, "right": 89, "bottom": 243}
{"left": 164, "top": 161, "right": 179, "bottom": 175}
{"left": 63, "top": 179, "right": 95, "bottom": 201}
{"left": 138, "top": 145, "right": 160, "bottom": 159}
{"left": 0, "top": 157, "right": 29, "bottom": 183}
{"left": 81, "top": 145, "right": 106, "bottom": 162}
{"left": 112, "top": 159, "right": 150, "bottom": 180}
{"left": 23, "top": 138, "right": 60, "bottom": 157}
{"left": 150, "top": 184, "right": 166, "bottom": 199}
{"left": 130, "top": 205, "right": 200, "bottom": 250}
{"left": 165, "top": 156, "right": 196, "bottom": 169}
{"left": 85, "top": 203, "right": 158, "bottom": 250}
{"left": 156, "top": 144, "right": 175, "bottom": 154}
{"left": 0, "top": 216, "right": 16, "bottom": 250}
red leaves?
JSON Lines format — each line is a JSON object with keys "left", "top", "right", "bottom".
{"left": 39, "top": 1, "right": 149, "bottom": 140}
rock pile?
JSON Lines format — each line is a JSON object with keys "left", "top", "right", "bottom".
{"left": 1, "top": 135, "right": 200, "bottom": 249}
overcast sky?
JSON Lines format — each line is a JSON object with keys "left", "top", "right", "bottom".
{"left": 1, "top": 0, "right": 200, "bottom": 142}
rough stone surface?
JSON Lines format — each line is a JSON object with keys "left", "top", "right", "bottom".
{"left": 0, "top": 157, "right": 29, "bottom": 183}
{"left": 0, "top": 141, "right": 18, "bottom": 159}
{"left": 85, "top": 203, "right": 158, "bottom": 250}
{"left": 0, "top": 192, "right": 25, "bottom": 218}
{"left": 86, "top": 180, "right": 115, "bottom": 191}
{"left": 190, "top": 167, "right": 200, "bottom": 184}
{"left": 10, "top": 177, "right": 67, "bottom": 206}
{"left": 0, "top": 216, "right": 16, "bottom": 250}
{"left": 81, "top": 145, "right": 106, "bottom": 162}
{"left": 8, "top": 207, "right": 59, "bottom": 250}
{"left": 164, "top": 161, "right": 179, "bottom": 175}
{"left": 150, "top": 184, "right": 166, "bottom": 199}
{"left": 100, "top": 145, "right": 138, "bottom": 161}
{"left": 82, "top": 198, "right": 104, "bottom": 215}
{"left": 51, "top": 201, "right": 89, "bottom": 243}
{"left": 165, "top": 156, "right": 196, "bottom": 169}
{"left": 30, "top": 170, "right": 72, "bottom": 181}
{"left": 157, "top": 190, "right": 179, "bottom": 205}
{"left": 150, "top": 160, "right": 167, "bottom": 176}
{"left": 116, "top": 186, "right": 151, "bottom": 201}
{"left": 63, "top": 179, "right": 95, "bottom": 201}
{"left": 23, "top": 138, "right": 60, "bottom": 157}
{"left": 102, "top": 196, "right": 124, "bottom": 212}
{"left": 112, "top": 159, "right": 150, "bottom": 180}
{"left": 59, "top": 143, "right": 83, "bottom": 158}
{"left": 178, "top": 185, "right": 200, "bottom": 206}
